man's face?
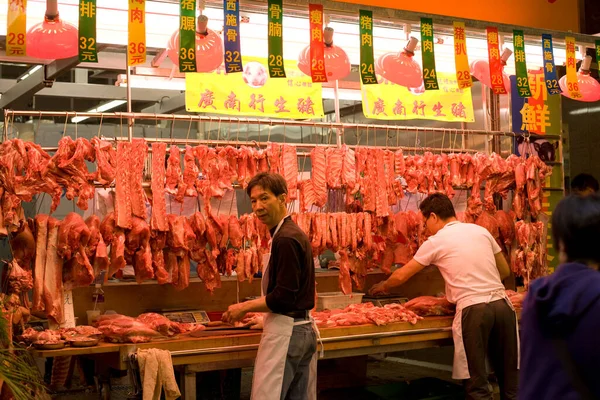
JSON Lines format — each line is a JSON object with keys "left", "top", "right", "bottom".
{"left": 250, "top": 185, "right": 285, "bottom": 229}
{"left": 422, "top": 212, "right": 440, "bottom": 235}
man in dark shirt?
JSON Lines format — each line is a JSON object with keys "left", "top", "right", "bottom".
{"left": 223, "top": 172, "right": 316, "bottom": 400}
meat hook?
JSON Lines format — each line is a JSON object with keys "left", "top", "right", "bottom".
{"left": 217, "top": 117, "right": 222, "bottom": 142}
{"left": 185, "top": 115, "right": 194, "bottom": 145}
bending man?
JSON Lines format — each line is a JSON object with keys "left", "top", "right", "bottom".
{"left": 370, "top": 193, "right": 518, "bottom": 399}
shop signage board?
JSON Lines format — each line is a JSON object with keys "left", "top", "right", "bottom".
{"left": 267, "top": 0, "right": 286, "bottom": 78}
{"left": 308, "top": 3, "right": 327, "bottom": 83}
{"left": 6, "top": 0, "right": 27, "bottom": 57}
{"left": 223, "top": 0, "right": 243, "bottom": 74}
{"left": 185, "top": 56, "right": 324, "bottom": 118}
{"left": 453, "top": 22, "right": 471, "bottom": 90}
{"left": 541, "top": 34, "right": 561, "bottom": 96}
{"left": 358, "top": 10, "right": 377, "bottom": 85}
{"left": 486, "top": 27, "right": 507, "bottom": 95}
{"left": 361, "top": 71, "right": 474, "bottom": 122}
{"left": 564, "top": 37, "right": 582, "bottom": 99}
{"left": 78, "top": 0, "right": 98, "bottom": 63}
{"left": 596, "top": 40, "right": 600, "bottom": 64}
{"left": 511, "top": 71, "right": 562, "bottom": 272}
{"left": 128, "top": 0, "right": 146, "bottom": 66}
{"left": 512, "top": 30, "right": 531, "bottom": 98}
{"left": 179, "top": 0, "right": 197, "bottom": 73}
{"left": 420, "top": 18, "right": 439, "bottom": 91}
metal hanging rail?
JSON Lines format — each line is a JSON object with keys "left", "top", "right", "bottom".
{"left": 3, "top": 110, "right": 560, "bottom": 141}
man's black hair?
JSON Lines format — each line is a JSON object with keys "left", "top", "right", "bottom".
{"left": 246, "top": 172, "right": 288, "bottom": 197}
{"left": 552, "top": 194, "right": 600, "bottom": 264}
{"left": 571, "top": 173, "right": 599, "bottom": 193}
{"left": 419, "top": 193, "right": 457, "bottom": 220}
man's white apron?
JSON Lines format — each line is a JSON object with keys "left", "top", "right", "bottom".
{"left": 451, "top": 289, "right": 520, "bottom": 380}
{"left": 250, "top": 216, "right": 321, "bottom": 400}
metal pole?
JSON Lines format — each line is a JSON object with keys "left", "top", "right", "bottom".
{"left": 126, "top": 59, "right": 133, "bottom": 141}
{"left": 334, "top": 79, "right": 342, "bottom": 147}
{"left": 4, "top": 110, "right": 560, "bottom": 140}
{"left": 96, "top": 136, "right": 479, "bottom": 153}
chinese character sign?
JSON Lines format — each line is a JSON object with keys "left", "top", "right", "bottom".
{"left": 511, "top": 69, "right": 560, "bottom": 136}
{"left": 179, "top": 0, "right": 197, "bottom": 73}
{"left": 510, "top": 70, "right": 562, "bottom": 272}
{"left": 486, "top": 27, "right": 507, "bottom": 94}
{"left": 7, "top": 0, "right": 27, "bottom": 57}
{"left": 78, "top": 0, "right": 98, "bottom": 63}
{"left": 186, "top": 56, "right": 323, "bottom": 118}
{"left": 267, "top": 0, "right": 286, "bottom": 78}
{"left": 223, "top": 0, "right": 242, "bottom": 74}
{"left": 361, "top": 71, "right": 474, "bottom": 122}
{"left": 564, "top": 36, "right": 582, "bottom": 99}
{"left": 596, "top": 40, "right": 600, "bottom": 67}
{"left": 308, "top": 4, "right": 327, "bottom": 83}
{"left": 420, "top": 18, "right": 439, "bottom": 90}
{"left": 541, "top": 34, "right": 561, "bottom": 95}
{"left": 358, "top": 9, "right": 377, "bottom": 85}
{"left": 128, "top": 0, "right": 146, "bottom": 66}
{"left": 512, "top": 30, "right": 531, "bottom": 97}
{"left": 453, "top": 22, "right": 471, "bottom": 89}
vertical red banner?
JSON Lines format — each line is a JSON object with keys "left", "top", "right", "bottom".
{"left": 308, "top": 4, "right": 327, "bottom": 82}
{"left": 486, "top": 27, "right": 507, "bottom": 94}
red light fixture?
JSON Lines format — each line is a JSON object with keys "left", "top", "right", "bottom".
{"left": 298, "top": 27, "right": 351, "bottom": 81}
{"left": 469, "top": 48, "right": 512, "bottom": 94}
{"left": 166, "top": 15, "right": 223, "bottom": 73}
{"left": 559, "top": 55, "right": 600, "bottom": 102}
{"left": 375, "top": 37, "right": 423, "bottom": 89}
{"left": 26, "top": 0, "right": 78, "bottom": 59}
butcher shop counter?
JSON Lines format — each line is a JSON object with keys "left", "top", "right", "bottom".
{"left": 30, "top": 317, "right": 453, "bottom": 399}
{"left": 30, "top": 315, "right": 453, "bottom": 369}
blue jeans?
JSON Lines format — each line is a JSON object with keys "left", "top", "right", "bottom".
{"left": 280, "top": 323, "right": 317, "bottom": 400}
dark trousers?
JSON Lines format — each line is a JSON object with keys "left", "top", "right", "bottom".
{"left": 280, "top": 323, "right": 317, "bottom": 400}
{"left": 461, "top": 299, "right": 519, "bottom": 400}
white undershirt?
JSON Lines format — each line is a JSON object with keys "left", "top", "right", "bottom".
{"left": 413, "top": 221, "right": 504, "bottom": 305}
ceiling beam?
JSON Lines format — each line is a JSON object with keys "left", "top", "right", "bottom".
{"left": 140, "top": 93, "right": 186, "bottom": 114}
{"left": 0, "top": 55, "right": 81, "bottom": 110}
{"left": 0, "top": 79, "right": 181, "bottom": 103}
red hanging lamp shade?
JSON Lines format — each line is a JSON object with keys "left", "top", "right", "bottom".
{"left": 375, "top": 37, "right": 423, "bottom": 89}
{"left": 26, "top": 0, "right": 78, "bottom": 59}
{"left": 298, "top": 27, "right": 351, "bottom": 81}
{"left": 559, "top": 55, "right": 600, "bottom": 102}
{"left": 469, "top": 48, "right": 512, "bottom": 94}
{"left": 166, "top": 15, "right": 223, "bottom": 73}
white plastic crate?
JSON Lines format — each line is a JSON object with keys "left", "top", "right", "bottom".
{"left": 316, "top": 292, "right": 365, "bottom": 311}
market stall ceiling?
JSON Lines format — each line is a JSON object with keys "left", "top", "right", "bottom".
{"left": 0, "top": 0, "right": 572, "bottom": 77}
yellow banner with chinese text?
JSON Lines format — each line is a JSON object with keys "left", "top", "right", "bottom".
{"left": 128, "top": 0, "right": 146, "bottom": 66}
{"left": 453, "top": 22, "right": 471, "bottom": 89}
{"left": 361, "top": 71, "right": 474, "bottom": 122}
{"left": 7, "top": 0, "right": 27, "bottom": 57}
{"left": 185, "top": 56, "right": 324, "bottom": 118}
{"left": 565, "top": 37, "right": 582, "bottom": 99}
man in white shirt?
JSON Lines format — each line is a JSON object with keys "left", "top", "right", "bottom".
{"left": 370, "top": 193, "right": 518, "bottom": 400}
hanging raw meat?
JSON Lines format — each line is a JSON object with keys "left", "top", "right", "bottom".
{"left": 310, "top": 147, "right": 327, "bottom": 207}
{"left": 150, "top": 143, "right": 168, "bottom": 232}
{"left": 281, "top": 144, "right": 298, "bottom": 200}
{"left": 115, "top": 142, "right": 133, "bottom": 229}
{"left": 91, "top": 137, "right": 117, "bottom": 187}
{"left": 165, "top": 145, "right": 182, "bottom": 195}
